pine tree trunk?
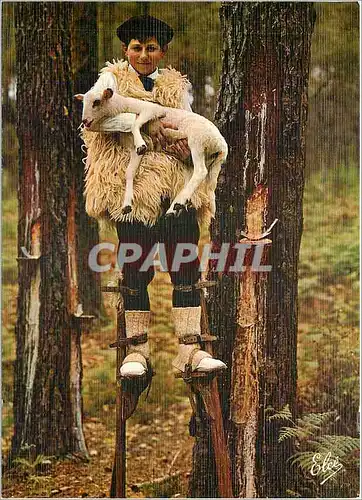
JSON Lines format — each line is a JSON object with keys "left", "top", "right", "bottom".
{"left": 12, "top": 2, "right": 80, "bottom": 457}
{"left": 190, "top": 3, "right": 315, "bottom": 497}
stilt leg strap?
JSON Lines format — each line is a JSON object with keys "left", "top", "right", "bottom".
{"left": 172, "top": 345, "right": 212, "bottom": 373}
{"left": 173, "top": 281, "right": 217, "bottom": 293}
{"left": 109, "top": 333, "right": 148, "bottom": 349}
{"left": 178, "top": 334, "right": 201, "bottom": 345}
{"left": 177, "top": 333, "right": 218, "bottom": 345}
{"left": 182, "top": 348, "right": 212, "bottom": 383}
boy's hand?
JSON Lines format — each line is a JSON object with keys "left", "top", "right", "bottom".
{"left": 146, "top": 120, "right": 170, "bottom": 149}
{"left": 146, "top": 120, "right": 191, "bottom": 160}
{"left": 161, "top": 121, "right": 191, "bottom": 160}
{"left": 165, "top": 138, "right": 191, "bottom": 161}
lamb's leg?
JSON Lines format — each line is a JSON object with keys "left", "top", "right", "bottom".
{"left": 122, "top": 149, "right": 142, "bottom": 214}
{"left": 132, "top": 109, "right": 166, "bottom": 155}
{"left": 166, "top": 149, "right": 208, "bottom": 216}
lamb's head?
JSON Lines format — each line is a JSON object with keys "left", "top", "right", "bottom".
{"left": 74, "top": 88, "right": 115, "bottom": 129}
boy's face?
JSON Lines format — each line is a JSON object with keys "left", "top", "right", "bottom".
{"left": 123, "top": 37, "right": 167, "bottom": 75}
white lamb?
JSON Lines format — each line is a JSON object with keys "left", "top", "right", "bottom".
{"left": 75, "top": 87, "right": 228, "bottom": 217}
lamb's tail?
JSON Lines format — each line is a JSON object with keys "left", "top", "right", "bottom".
{"left": 207, "top": 147, "right": 227, "bottom": 170}
{"left": 206, "top": 149, "right": 227, "bottom": 192}
{"left": 208, "top": 151, "right": 221, "bottom": 166}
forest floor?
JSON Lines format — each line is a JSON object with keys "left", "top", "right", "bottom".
{"left": 2, "top": 269, "right": 195, "bottom": 498}
{"left": 2, "top": 166, "right": 360, "bottom": 498}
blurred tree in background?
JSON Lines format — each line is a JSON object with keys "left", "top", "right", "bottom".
{"left": 2, "top": 2, "right": 359, "bottom": 189}
{"left": 307, "top": 2, "right": 359, "bottom": 173}
{"left": 2, "top": 3, "right": 17, "bottom": 191}
{"left": 71, "top": 3, "right": 102, "bottom": 319}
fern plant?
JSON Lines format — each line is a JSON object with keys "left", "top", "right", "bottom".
{"left": 267, "top": 405, "right": 360, "bottom": 497}
{"left": 13, "top": 453, "right": 54, "bottom": 478}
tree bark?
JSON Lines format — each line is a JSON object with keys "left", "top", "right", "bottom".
{"left": 190, "top": 3, "right": 315, "bottom": 497}
{"left": 12, "top": 2, "right": 79, "bottom": 457}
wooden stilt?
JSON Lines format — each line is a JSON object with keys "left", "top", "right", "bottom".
{"left": 110, "top": 295, "right": 127, "bottom": 498}
{"left": 193, "top": 376, "right": 233, "bottom": 498}
{"left": 102, "top": 281, "right": 152, "bottom": 498}
{"left": 199, "top": 287, "right": 233, "bottom": 498}
{"left": 105, "top": 278, "right": 232, "bottom": 496}
{"left": 175, "top": 281, "right": 234, "bottom": 497}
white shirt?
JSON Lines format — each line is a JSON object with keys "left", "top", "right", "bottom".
{"left": 128, "top": 64, "right": 159, "bottom": 80}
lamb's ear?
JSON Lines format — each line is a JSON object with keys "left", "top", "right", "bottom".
{"left": 103, "top": 88, "right": 114, "bottom": 100}
{"left": 74, "top": 94, "right": 84, "bottom": 101}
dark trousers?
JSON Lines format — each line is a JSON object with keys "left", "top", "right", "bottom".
{"left": 116, "top": 204, "right": 201, "bottom": 310}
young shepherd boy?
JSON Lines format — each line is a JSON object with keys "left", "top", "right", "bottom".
{"left": 82, "top": 15, "right": 226, "bottom": 379}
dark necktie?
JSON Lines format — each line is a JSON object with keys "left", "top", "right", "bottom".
{"left": 138, "top": 75, "right": 154, "bottom": 91}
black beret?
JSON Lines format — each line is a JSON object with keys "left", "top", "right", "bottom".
{"left": 116, "top": 15, "right": 174, "bottom": 47}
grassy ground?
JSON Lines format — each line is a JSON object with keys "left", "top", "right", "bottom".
{"left": 297, "top": 165, "right": 359, "bottom": 422}
{"left": 2, "top": 165, "right": 359, "bottom": 497}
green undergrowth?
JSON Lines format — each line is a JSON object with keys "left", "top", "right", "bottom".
{"left": 2, "top": 174, "right": 18, "bottom": 439}
{"left": 299, "top": 164, "right": 359, "bottom": 323}
{"left": 2, "top": 194, "right": 18, "bottom": 284}
{"left": 295, "top": 165, "right": 359, "bottom": 497}
{"left": 268, "top": 406, "right": 359, "bottom": 498}
{"left": 2, "top": 284, "right": 16, "bottom": 437}
{"left": 298, "top": 164, "right": 359, "bottom": 340}
{"left": 130, "top": 472, "right": 185, "bottom": 498}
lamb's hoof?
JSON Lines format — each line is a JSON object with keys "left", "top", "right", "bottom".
{"left": 136, "top": 145, "right": 147, "bottom": 155}
{"left": 122, "top": 205, "right": 132, "bottom": 214}
{"left": 165, "top": 203, "right": 186, "bottom": 218}
{"left": 174, "top": 203, "right": 186, "bottom": 217}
